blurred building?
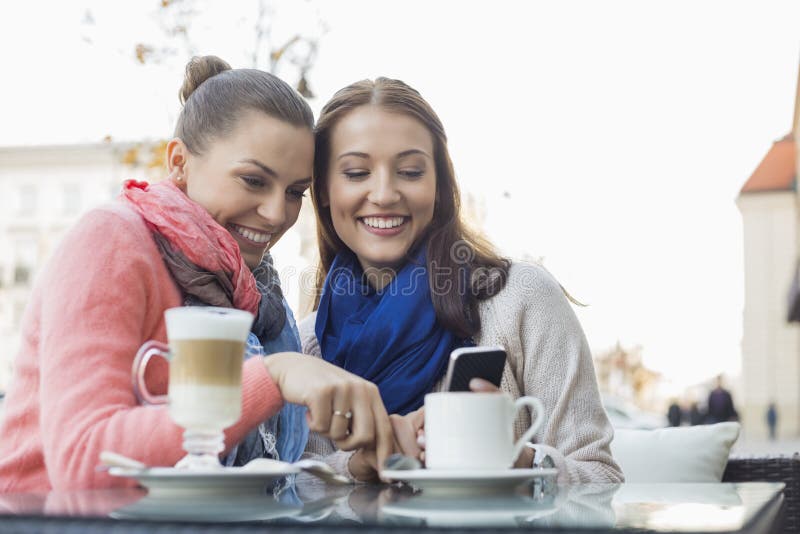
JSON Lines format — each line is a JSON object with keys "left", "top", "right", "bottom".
{"left": 737, "top": 122, "right": 798, "bottom": 437}
{"left": 0, "top": 143, "right": 150, "bottom": 391}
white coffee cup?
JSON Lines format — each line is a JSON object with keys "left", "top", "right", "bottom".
{"left": 424, "top": 392, "right": 545, "bottom": 470}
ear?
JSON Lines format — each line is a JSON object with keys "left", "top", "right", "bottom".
{"left": 166, "top": 138, "right": 189, "bottom": 190}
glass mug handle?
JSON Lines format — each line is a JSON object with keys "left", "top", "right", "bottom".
{"left": 511, "top": 396, "right": 545, "bottom": 462}
{"left": 132, "top": 340, "right": 169, "bottom": 405}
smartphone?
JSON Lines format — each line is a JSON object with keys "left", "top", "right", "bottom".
{"left": 443, "top": 346, "right": 507, "bottom": 392}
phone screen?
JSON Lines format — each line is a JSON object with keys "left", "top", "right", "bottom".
{"left": 444, "top": 346, "right": 507, "bottom": 391}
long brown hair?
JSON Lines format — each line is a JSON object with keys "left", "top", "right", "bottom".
{"left": 311, "top": 78, "right": 509, "bottom": 338}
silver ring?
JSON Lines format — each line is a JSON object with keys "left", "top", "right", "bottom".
{"left": 333, "top": 410, "right": 353, "bottom": 419}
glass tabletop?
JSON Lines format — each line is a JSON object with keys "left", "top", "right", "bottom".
{"left": 0, "top": 477, "right": 785, "bottom": 533}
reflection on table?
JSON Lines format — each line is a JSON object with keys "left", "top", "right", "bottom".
{"left": 0, "top": 476, "right": 785, "bottom": 533}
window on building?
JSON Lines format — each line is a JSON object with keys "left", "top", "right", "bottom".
{"left": 13, "top": 266, "right": 30, "bottom": 285}
{"left": 17, "top": 185, "right": 37, "bottom": 216}
{"left": 62, "top": 184, "right": 81, "bottom": 216}
{"left": 13, "top": 239, "right": 37, "bottom": 287}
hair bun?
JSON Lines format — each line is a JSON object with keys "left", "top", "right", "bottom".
{"left": 179, "top": 55, "right": 232, "bottom": 105}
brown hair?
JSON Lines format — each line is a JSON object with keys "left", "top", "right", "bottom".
{"left": 311, "top": 78, "right": 509, "bottom": 338}
{"left": 175, "top": 55, "right": 314, "bottom": 155}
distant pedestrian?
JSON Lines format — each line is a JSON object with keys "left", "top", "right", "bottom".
{"left": 689, "top": 402, "right": 705, "bottom": 426}
{"left": 767, "top": 402, "right": 778, "bottom": 440}
{"left": 667, "top": 400, "right": 682, "bottom": 427}
{"left": 707, "top": 375, "right": 738, "bottom": 424}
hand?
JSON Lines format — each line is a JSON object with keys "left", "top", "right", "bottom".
{"left": 515, "top": 444, "right": 535, "bottom": 468}
{"left": 347, "top": 408, "right": 425, "bottom": 482}
{"left": 468, "top": 377, "right": 500, "bottom": 392}
{"left": 389, "top": 408, "right": 425, "bottom": 461}
{"left": 263, "top": 352, "right": 393, "bottom": 470}
{"left": 348, "top": 448, "right": 380, "bottom": 482}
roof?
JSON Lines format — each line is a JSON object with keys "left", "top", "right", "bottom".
{"left": 740, "top": 133, "right": 796, "bottom": 194}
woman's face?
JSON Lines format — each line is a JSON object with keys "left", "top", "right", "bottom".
{"left": 325, "top": 106, "right": 437, "bottom": 273}
{"left": 174, "top": 112, "right": 314, "bottom": 269}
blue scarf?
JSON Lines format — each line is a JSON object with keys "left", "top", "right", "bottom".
{"left": 315, "top": 250, "right": 464, "bottom": 415}
{"left": 230, "top": 300, "right": 308, "bottom": 465}
{"left": 212, "top": 257, "right": 307, "bottom": 467}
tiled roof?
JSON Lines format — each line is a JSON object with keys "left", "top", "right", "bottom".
{"left": 740, "top": 133, "right": 796, "bottom": 194}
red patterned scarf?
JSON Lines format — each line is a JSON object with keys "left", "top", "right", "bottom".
{"left": 121, "top": 179, "right": 260, "bottom": 315}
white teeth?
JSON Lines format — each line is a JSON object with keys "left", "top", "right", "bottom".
{"left": 233, "top": 225, "right": 272, "bottom": 244}
{"left": 362, "top": 217, "right": 405, "bottom": 229}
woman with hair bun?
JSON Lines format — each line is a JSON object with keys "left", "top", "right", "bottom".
{"left": 0, "top": 56, "right": 393, "bottom": 491}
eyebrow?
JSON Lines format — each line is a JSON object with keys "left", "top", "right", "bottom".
{"left": 337, "top": 151, "right": 369, "bottom": 161}
{"left": 397, "top": 149, "right": 432, "bottom": 159}
{"left": 336, "top": 149, "right": 432, "bottom": 160}
{"left": 239, "top": 158, "right": 277, "bottom": 177}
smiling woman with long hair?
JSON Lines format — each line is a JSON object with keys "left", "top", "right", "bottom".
{"left": 301, "top": 77, "right": 623, "bottom": 484}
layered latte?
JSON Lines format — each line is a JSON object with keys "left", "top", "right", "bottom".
{"left": 164, "top": 307, "right": 253, "bottom": 433}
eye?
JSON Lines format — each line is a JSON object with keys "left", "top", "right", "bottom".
{"left": 240, "top": 175, "right": 265, "bottom": 188}
{"left": 287, "top": 188, "right": 307, "bottom": 200}
{"left": 399, "top": 169, "right": 424, "bottom": 179}
{"left": 343, "top": 170, "right": 369, "bottom": 180}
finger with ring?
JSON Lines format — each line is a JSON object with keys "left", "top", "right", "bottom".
{"left": 330, "top": 408, "right": 353, "bottom": 440}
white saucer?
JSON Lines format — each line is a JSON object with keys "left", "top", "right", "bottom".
{"left": 381, "top": 492, "right": 559, "bottom": 527}
{"left": 109, "top": 465, "right": 300, "bottom": 497}
{"left": 379, "top": 467, "right": 557, "bottom": 495}
{"left": 110, "top": 494, "right": 302, "bottom": 522}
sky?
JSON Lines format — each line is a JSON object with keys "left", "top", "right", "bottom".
{"left": 1, "top": 0, "right": 799, "bottom": 393}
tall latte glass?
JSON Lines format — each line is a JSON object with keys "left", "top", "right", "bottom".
{"left": 132, "top": 307, "right": 254, "bottom": 469}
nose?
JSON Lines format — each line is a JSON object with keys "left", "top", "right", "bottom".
{"left": 256, "top": 193, "right": 287, "bottom": 228}
{"left": 367, "top": 169, "right": 401, "bottom": 206}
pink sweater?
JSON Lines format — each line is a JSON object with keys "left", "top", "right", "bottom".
{"left": 0, "top": 202, "right": 284, "bottom": 491}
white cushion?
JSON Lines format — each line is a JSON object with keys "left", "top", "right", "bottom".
{"left": 610, "top": 422, "right": 740, "bottom": 483}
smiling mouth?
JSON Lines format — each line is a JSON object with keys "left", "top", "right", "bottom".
{"left": 229, "top": 223, "right": 273, "bottom": 247}
{"left": 359, "top": 216, "right": 409, "bottom": 230}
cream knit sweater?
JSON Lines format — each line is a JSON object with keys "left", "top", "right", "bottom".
{"left": 299, "top": 262, "right": 623, "bottom": 484}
